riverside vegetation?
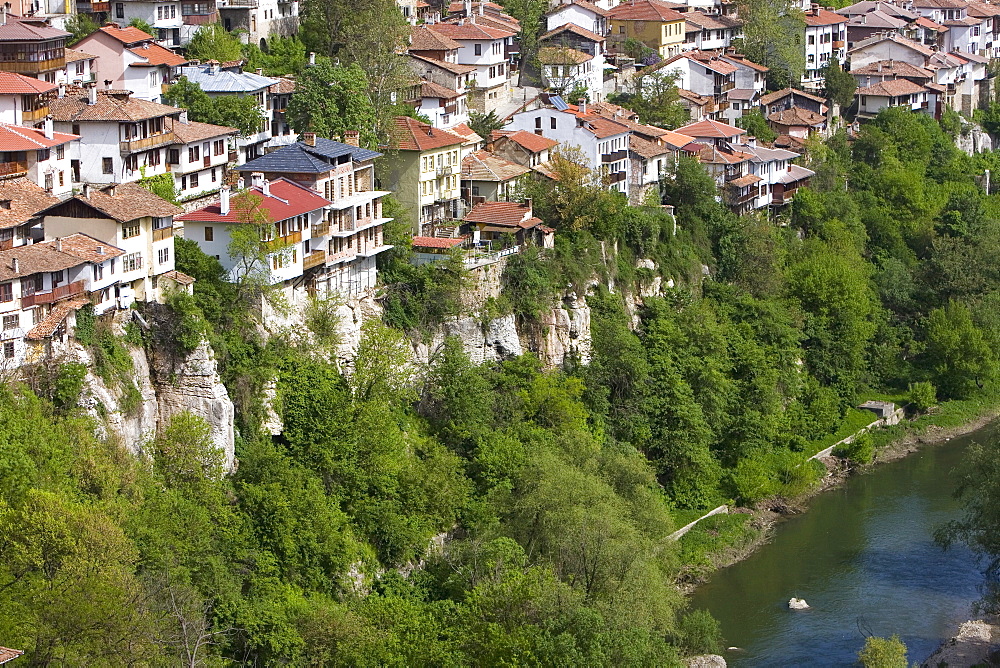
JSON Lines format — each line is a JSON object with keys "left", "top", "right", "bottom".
{"left": 5, "top": 106, "right": 1000, "bottom": 664}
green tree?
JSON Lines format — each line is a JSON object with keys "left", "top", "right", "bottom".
{"left": 609, "top": 68, "right": 688, "bottom": 129}
{"left": 187, "top": 23, "right": 243, "bottom": 63}
{"left": 736, "top": 109, "right": 777, "bottom": 143}
{"left": 243, "top": 35, "right": 308, "bottom": 76}
{"left": 857, "top": 635, "right": 908, "bottom": 668}
{"left": 163, "top": 77, "right": 224, "bottom": 125}
{"left": 286, "top": 60, "right": 378, "bottom": 146}
{"left": 213, "top": 95, "right": 265, "bottom": 136}
{"left": 65, "top": 13, "right": 98, "bottom": 46}
{"left": 226, "top": 190, "right": 291, "bottom": 303}
{"left": 733, "top": 0, "right": 806, "bottom": 89}
{"left": 468, "top": 110, "right": 506, "bottom": 141}
{"left": 822, "top": 57, "right": 856, "bottom": 109}
{"left": 127, "top": 17, "right": 155, "bottom": 36}
{"left": 922, "top": 301, "right": 996, "bottom": 398}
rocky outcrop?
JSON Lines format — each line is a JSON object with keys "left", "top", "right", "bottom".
{"left": 687, "top": 655, "right": 727, "bottom": 668}
{"left": 955, "top": 121, "right": 993, "bottom": 156}
{"left": 530, "top": 293, "right": 592, "bottom": 367}
{"left": 923, "top": 619, "right": 998, "bottom": 668}
{"left": 147, "top": 339, "right": 235, "bottom": 470}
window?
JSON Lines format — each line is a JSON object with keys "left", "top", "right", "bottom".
{"left": 115, "top": 2, "right": 124, "bottom": 17}
{"left": 20, "top": 275, "right": 41, "bottom": 296}
{"left": 102, "top": 157, "right": 113, "bottom": 174}
{"left": 550, "top": 117, "right": 557, "bottom": 129}
{"left": 93, "top": 263, "right": 103, "bottom": 281}
{"left": 148, "top": 149, "right": 160, "bottom": 166}
{"left": 0, "top": 283, "right": 9, "bottom": 302}
{"left": 188, "top": 146, "right": 200, "bottom": 162}
{"left": 204, "top": 226, "right": 214, "bottom": 241}
{"left": 535, "top": 117, "right": 542, "bottom": 129}
{"left": 58, "top": 171, "right": 64, "bottom": 186}
{"left": 51, "top": 270, "right": 63, "bottom": 287}
{"left": 3, "top": 341, "right": 12, "bottom": 359}
{"left": 157, "top": 247, "right": 170, "bottom": 264}
{"left": 167, "top": 149, "right": 179, "bottom": 164}
{"left": 190, "top": 172, "right": 199, "bottom": 188}
{"left": 211, "top": 168, "right": 217, "bottom": 182}
{"left": 122, "top": 223, "right": 141, "bottom": 239}
{"left": 122, "top": 253, "right": 142, "bottom": 272}
{"left": 213, "top": 139, "right": 224, "bottom": 155}
{"left": 56, "top": 144, "right": 64, "bottom": 160}
{"left": 72, "top": 123, "right": 80, "bottom": 135}
{"left": 75, "top": 61, "right": 84, "bottom": 75}
{"left": 181, "top": 176, "right": 187, "bottom": 190}
{"left": 807, "top": 34, "right": 815, "bottom": 45}
{"left": 474, "top": 43, "right": 482, "bottom": 55}
{"left": 0, "top": 315, "right": 14, "bottom": 331}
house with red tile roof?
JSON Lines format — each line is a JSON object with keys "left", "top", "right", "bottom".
{"left": 660, "top": 51, "right": 737, "bottom": 120}
{"left": 607, "top": 0, "right": 688, "bottom": 58}
{"left": 489, "top": 129, "right": 559, "bottom": 168}
{"left": 461, "top": 149, "right": 530, "bottom": 204}
{"left": 0, "top": 14, "right": 70, "bottom": 80}
{"left": 74, "top": 24, "right": 189, "bottom": 103}
{"left": 802, "top": 6, "right": 847, "bottom": 90}
{"left": 544, "top": 0, "right": 608, "bottom": 37}
{"left": 426, "top": 19, "right": 516, "bottom": 114}
{"left": 0, "top": 71, "right": 56, "bottom": 127}
{"left": 386, "top": 116, "right": 469, "bottom": 233}
{"left": 462, "top": 200, "right": 554, "bottom": 250}
{"left": 507, "top": 97, "right": 632, "bottom": 194}
{"left": 56, "top": 48, "right": 98, "bottom": 88}
{"left": 0, "top": 122, "right": 80, "bottom": 197}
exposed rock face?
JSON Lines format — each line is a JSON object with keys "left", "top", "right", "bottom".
{"left": 955, "top": 121, "right": 993, "bottom": 156}
{"left": 531, "top": 293, "right": 592, "bottom": 367}
{"left": 687, "top": 655, "right": 727, "bottom": 668}
{"left": 148, "top": 339, "right": 235, "bottom": 470}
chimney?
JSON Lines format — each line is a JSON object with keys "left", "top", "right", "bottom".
{"left": 262, "top": 179, "right": 270, "bottom": 197}
{"left": 1, "top": 6, "right": 6, "bottom": 25}
{"left": 344, "top": 130, "right": 360, "bottom": 146}
{"left": 220, "top": 185, "right": 230, "bottom": 215}
{"left": 256, "top": 68, "right": 263, "bottom": 76}
{"left": 82, "top": 183, "right": 90, "bottom": 198}
{"left": 57, "top": 82, "right": 65, "bottom": 98}
{"left": 97, "top": 245, "right": 104, "bottom": 255}
{"left": 86, "top": 83, "right": 97, "bottom": 105}
{"left": 578, "top": 97, "right": 587, "bottom": 113}
{"left": 237, "top": 177, "right": 245, "bottom": 189}
{"left": 56, "top": 237, "right": 62, "bottom": 252}
{"left": 251, "top": 172, "right": 264, "bottom": 189}
{"left": 43, "top": 116, "right": 53, "bottom": 140}
{"left": 309, "top": 51, "right": 316, "bottom": 66}
{"left": 479, "top": 1, "right": 484, "bottom": 15}
{"left": 108, "top": 184, "right": 116, "bottom": 196}
{"left": 303, "top": 131, "right": 316, "bottom": 146}
{"left": 11, "top": 258, "right": 18, "bottom": 274}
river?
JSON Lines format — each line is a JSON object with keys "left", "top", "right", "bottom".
{"left": 690, "top": 421, "right": 997, "bottom": 667}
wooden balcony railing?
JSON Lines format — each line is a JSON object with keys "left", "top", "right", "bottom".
{"left": 312, "top": 221, "right": 331, "bottom": 236}
{"left": 21, "top": 280, "right": 85, "bottom": 307}
{"left": 0, "top": 57, "right": 65, "bottom": 74}
{"left": 120, "top": 132, "right": 177, "bottom": 155}
{"left": 0, "top": 160, "right": 28, "bottom": 178}
{"left": 21, "top": 106, "right": 49, "bottom": 122}
{"left": 833, "top": 40, "right": 845, "bottom": 48}
{"left": 280, "top": 230, "right": 302, "bottom": 244}
{"left": 303, "top": 250, "right": 325, "bottom": 269}
{"left": 153, "top": 227, "right": 173, "bottom": 242}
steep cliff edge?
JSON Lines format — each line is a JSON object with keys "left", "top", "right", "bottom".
{"left": 75, "top": 311, "right": 235, "bottom": 469}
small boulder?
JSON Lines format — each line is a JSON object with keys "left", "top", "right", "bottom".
{"left": 788, "top": 598, "right": 810, "bottom": 610}
{"left": 687, "top": 655, "right": 727, "bottom": 668}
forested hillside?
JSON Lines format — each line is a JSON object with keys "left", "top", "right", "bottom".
{"left": 3, "top": 108, "right": 1000, "bottom": 664}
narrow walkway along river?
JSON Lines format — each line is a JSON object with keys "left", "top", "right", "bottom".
{"left": 690, "top": 421, "right": 998, "bottom": 666}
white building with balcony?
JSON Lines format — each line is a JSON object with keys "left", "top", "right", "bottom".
{"left": 217, "top": 0, "right": 299, "bottom": 51}
{"left": 802, "top": 6, "right": 847, "bottom": 90}
{"left": 425, "top": 21, "right": 516, "bottom": 114}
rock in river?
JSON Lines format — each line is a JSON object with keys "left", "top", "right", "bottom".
{"left": 788, "top": 598, "right": 810, "bottom": 610}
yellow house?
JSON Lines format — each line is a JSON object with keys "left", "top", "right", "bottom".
{"left": 386, "top": 116, "right": 466, "bottom": 234}
{"left": 608, "top": 0, "right": 688, "bottom": 59}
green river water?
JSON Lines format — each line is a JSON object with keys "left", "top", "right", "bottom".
{"left": 690, "top": 421, "right": 996, "bottom": 666}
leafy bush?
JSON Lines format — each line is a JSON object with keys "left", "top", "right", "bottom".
{"left": 858, "top": 635, "right": 908, "bottom": 668}
{"left": 907, "top": 380, "right": 937, "bottom": 414}
{"left": 164, "top": 289, "right": 208, "bottom": 356}
{"left": 833, "top": 431, "right": 875, "bottom": 465}
{"left": 675, "top": 609, "right": 723, "bottom": 655}
{"left": 52, "top": 362, "right": 87, "bottom": 410}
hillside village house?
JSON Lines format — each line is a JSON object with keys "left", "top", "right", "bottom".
{"left": 425, "top": 20, "right": 516, "bottom": 113}
{"left": 802, "top": 6, "right": 847, "bottom": 90}
{"left": 39, "top": 182, "right": 183, "bottom": 304}
{"left": 104, "top": 0, "right": 220, "bottom": 48}
{"left": 607, "top": 0, "right": 688, "bottom": 58}
{"left": 681, "top": 12, "right": 742, "bottom": 52}
{"left": 217, "top": 0, "right": 299, "bottom": 51}
{"left": 414, "top": 78, "right": 469, "bottom": 130}
{"left": 538, "top": 23, "right": 607, "bottom": 101}
{"left": 0, "top": 233, "right": 125, "bottom": 368}
{"left": 176, "top": 62, "right": 284, "bottom": 160}
{"left": 489, "top": 129, "right": 559, "bottom": 169}
{"left": 544, "top": 0, "right": 608, "bottom": 36}
{"left": 233, "top": 133, "right": 393, "bottom": 296}
{"left": 660, "top": 51, "right": 736, "bottom": 121}
{"left": 387, "top": 116, "right": 467, "bottom": 234}
{"left": 56, "top": 48, "right": 98, "bottom": 87}
{"left": 0, "top": 178, "right": 58, "bottom": 253}
{"left": 74, "top": 25, "right": 190, "bottom": 103}
{"left": 48, "top": 85, "right": 235, "bottom": 198}
{"left": 0, "top": 14, "right": 70, "bottom": 82}
{"left": 462, "top": 200, "right": 554, "bottom": 249}
{"left": 0, "top": 122, "right": 80, "bottom": 197}
{"left": 507, "top": 97, "right": 631, "bottom": 194}
{"left": 461, "top": 149, "right": 529, "bottom": 204}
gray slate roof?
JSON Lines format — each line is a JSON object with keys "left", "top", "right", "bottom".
{"left": 178, "top": 65, "right": 278, "bottom": 93}
{"left": 238, "top": 137, "right": 383, "bottom": 174}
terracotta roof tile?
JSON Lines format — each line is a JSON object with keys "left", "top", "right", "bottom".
{"left": 26, "top": 297, "right": 88, "bottom": 340}
{"left": 161, "top": 269, "right": 195, "bottom": 285}
{"left": 409, "top": 53, "right": 479, "bottom": 75}
{"left": 0, "top": 71, "right": 55, "bottom": 94}
{"left": 176, "top": 178, "right": 330, "bottom": 223}
{"left": 545, "top": 0, "right": 609, "bottom": 18}
{"left": 0, "top": 647, "right": 23, "bottom": 664}
{"left": 464, "top": 200, "right": 536, "bottom": 226}
{"left": 540, "top": 23, "right": 605, "bottom": 43}
{"left": 629, "top": 135, "right": 672, "bottom": 159}
{"left": 97, "top": 24, "right": 154, "bottom": 44}
{"left": 56, "top": 232, "right": 126, "bottom": 263}
{"left": 851, "top": 59, "right": 933, "bottom": 78}
{"left": 0, "top": 123, "right": 77, "bottom": 151}
{"left": 268, "top": 77, "right": 296, "bottom": 94}
{"left": 608, "top": 0, "right": 686, "bottom": 22}
{"left": 420, "top": 78, "right": 462, "bottom": 99}
{"left": 802, "top": 8, "right": 846, "bottom": 26}
{"left": 427, "top": 22, "right": 515, "bottom": 40}
{"left": 759, "top": 87, "right": 827, "bottom": 105}
{"left": 128, "top": 42, "right": 189, "bottom": 68}
{"left": 0, "top": 177, "right": 59, "bottom": 230}
{"left": 496, "top": 129, "right": 559, "bottom": 152}
{"left": 58, "top": 182, "right": 184, "bottom": 222}
{"left": 49, "top": 87, "right": 181, "bottom": 123}
{"left": 721, "top": 52, "right": 768, "bottom": 72}
{"left": 172, "top": 119, "right": 238, "bottom": 143}
{"left": 412, "top": 235, "right": 465, "bottom": 248}
{"left": 64, "top": 47, "right": 98, "bottom": 63}
{"left": 0, "top": 15, "right": 69, "bottom": 41}
{"left": 677, "top": 117, "right": 745, "bottom": 138}
{"left": 410, "top": 24, "right": 461, "bottom": 51}
{"left": 537, "top": 46, "right": 593, "bottom": 64}
{"left": 449, "top": 122, "right": 483, "bottom": 144}
{"left": 0, "top": 241, "right": 94, "bottom": 281}
{"left": 462, "top": 149, "right": 530, "bottom": 180}
{"left": 391, "top": 115, "right": 466, "bottom": 151}
{"left": 855, "top": 78, "right": 928, "bottom": 96}
{"left": 768, "top": 106, "right": 826, "bottom": 126}
{"left": 729, "top": 173, "right": 762, "bottom": 187}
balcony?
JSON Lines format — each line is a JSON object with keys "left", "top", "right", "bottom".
{"left": 0, "top": 160, "right": 28, "bottom": 178}
{"left": 0, "top": 57, "right": 65, "bottom": 74}
{"left": 303, "top": 249, "right": 325, "bottom": 269}
{"left": 219, "top": 0, "right": 258, "bottom": 7}
{"left": 280, "top": 230, "right": 302, "bottom": 244}
{"left": 714, "top": 81, "right": 736, "bottom": 95}
{"left": 602, "top": 149, "right": 628, "bottom": 163}
{"left": 312, "top": 220, "right": 331, "bottom": 237}
{"left": 608, "top": 171, "right": 627, "bottom": 183}
{"left": 436, "top": 165, "right": 455, "bottom": 178}
{"left": 21, "top": 280, "right": 85, "bottom": 307}
{"left": 153, "top": 227, "right": 173, "bottom": 242}
{"left": 833, "top": 40, "right": 845, "bottom": 48}
{"left": 120, "top": 132, "right": 177, "bottom": 155}
{"left": 21, "top": 106, "right": 49, "bottom": 122}
{"left": 91, "top": 1, "right": 109, "bottom": 10}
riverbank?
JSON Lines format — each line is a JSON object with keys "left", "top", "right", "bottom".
{"left": 677, "top": 390, "right": 1000, "bottom": 591}
{"left": 922, "top": 619, "right": 1000, "bottom": 667}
